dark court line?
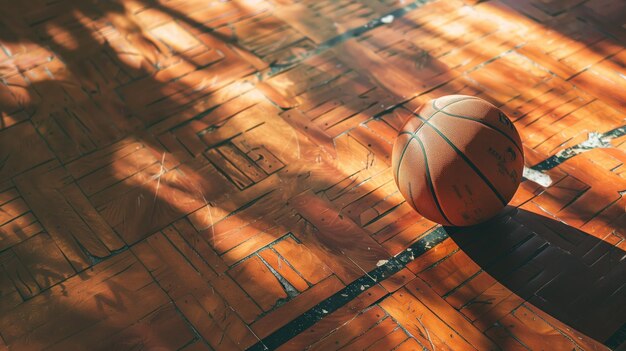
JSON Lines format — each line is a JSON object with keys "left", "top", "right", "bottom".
{"left": 246, "top": 227, "right": 449, "bottom": 351}
{"left": 531, "top": 125, "right": 626, "bottom": 171}
{"left": 261, "top": 0, "right": 432, "bottom": 79}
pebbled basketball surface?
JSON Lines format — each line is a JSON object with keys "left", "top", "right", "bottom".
{"left": 392, "top": 95, "right": 524, "bottom": 226}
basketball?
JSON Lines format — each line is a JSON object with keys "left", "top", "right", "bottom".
{"left": 392, "top": 95, "right": 524, "bottom": 226}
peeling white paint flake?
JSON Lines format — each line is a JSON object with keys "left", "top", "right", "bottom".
{"left": 579, "top": 131, "right": 611, "bottom": 149}
{"left": 523, "top": 166, "right": 553, "bottom": 187}
{"left": 553, "top": 131, "right": 612, "bottom": 161}
{"left": 381, "top": 15, "right": 394, "bottom": 24}
{"left": 376, "top": 259, "right": 389, "bottom": 267}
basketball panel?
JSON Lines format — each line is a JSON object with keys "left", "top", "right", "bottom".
{"left": 432, "top": 95, "right": 481, "bottom": 110}
{"left": 414, "top": 95, "right": 478, "bottom": 121}
{"left": 439, "top": 99, "right": 523, "bottom": 151}
{"left": 429, "top": 113, "right": 524, "bottom": 203}
{"left": 396, "top": 137, "right": 451, "bottom": 226}
{"left": 411, "top": 101, "right": 438, "bottom": 120}
{"left": 401, "top": 114, "right": 425, "bottom": 134}
{"left": 392, "top": 132, "right": 413, "bottom": 181}
{"left": 419, "top": 124, "right": 505, "bottom": 226}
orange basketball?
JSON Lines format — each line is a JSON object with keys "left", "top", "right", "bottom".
{"left": 391, "top": 95, "right": 524, "bottom": 226}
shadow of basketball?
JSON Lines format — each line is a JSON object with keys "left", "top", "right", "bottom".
{"left": 444, "top": 207, "right": 626, "bottom": 348}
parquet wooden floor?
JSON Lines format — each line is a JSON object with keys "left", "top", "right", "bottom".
{"left": 0, "top": 0, "right": 625, "bottom": 350}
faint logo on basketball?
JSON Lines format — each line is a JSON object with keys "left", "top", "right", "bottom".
{"left": 489, "top": 146, "right": 518, "bottom": 184}
{"left": 505, "top": 147, "right": 517, "bottom": 161}
{"left": 498, "top": 112, "right": 515, "bottom": 130}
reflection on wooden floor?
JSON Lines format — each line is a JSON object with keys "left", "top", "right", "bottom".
{"left": 0, "top": 0, "right": 625, "bottom": 350}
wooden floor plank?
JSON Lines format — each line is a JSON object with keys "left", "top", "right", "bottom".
{"left": 404, "top": 277, "right": 499, "bottom": 350}
{"left": 251, "top": 275, "right": 345, "bottom": 339}
{"left": 0, "top": 252, "right": 169, "bottom": 349}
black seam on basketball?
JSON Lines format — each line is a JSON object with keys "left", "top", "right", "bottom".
{"left": 395, "top": 136, "right": 416, "bottom": 182}
{"left": 395, "top": 98, "right": 477, "bottom": 178}
{"left": 395, "top": 123, "right": 428, "bottom": 179}
{"left": 430, "top": 104, "right": 523, "bottom": 155}
{"left": 414, "top": 137, "right": 455, "bottom": 226}
{"left": 431, "top": 96, "right": 482, "bottom": 111}
{"left": 414, "top": 115, "right": 508, "bottom": 206}
{"left": 406, "top": 182, "right": 420, "bottom": 215}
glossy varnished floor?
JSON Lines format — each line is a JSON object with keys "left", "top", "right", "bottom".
{"left": 0, "top": 0, "right": 625, "bottom": 350}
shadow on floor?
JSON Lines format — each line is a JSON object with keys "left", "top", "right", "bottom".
{"left": 445, "top": 207, "right": 626, "bottom": 347}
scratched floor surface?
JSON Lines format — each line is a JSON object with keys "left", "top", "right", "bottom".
{"left": 0, "top": 0, "right": 625, "bottom": 350}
